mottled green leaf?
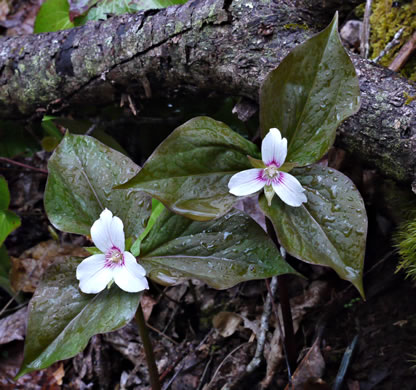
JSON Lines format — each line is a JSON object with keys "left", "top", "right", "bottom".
{"left": 260, "top": 13, "right": 360, "bottom": 165}
{"left": 44, "top": 133, "right": 151, "bottom": 240}
{"left": 259, "top": 165, "right": 366, "bottom": 297}
{"left": 0, "top": 177, "right": 21, "bottom": 246}
{"left": 34, "top": 0, "right": 75, "bottom": 33}
{"left": 0, "top": 210, "right": 21, "bottom": 247}
{"left": 140, "top": 208, "right": 297, "bottom": 289}
{"left": 75, "top": 0, "right": 188, "bottom": 23}
{"left": 54, "top": 118, "right": 128, "bottom": 155}
{"left": 17, "top": 258, "right": 141, "bottom": 377}
{"left": 117, "top": 117, "right": 259, "bottom": 221}
{"left": 0, "top": 176, "right": 10, "bottom": 210}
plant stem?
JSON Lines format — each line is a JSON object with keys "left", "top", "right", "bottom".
{"left": 135, "top": 304, "right": 161, "bottom": 390}
{"left": 265, "top": 218, "right": 297, "bottom": 371}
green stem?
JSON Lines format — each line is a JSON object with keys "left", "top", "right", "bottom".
{"left": 135, "top": 304, "right": 161, "bottom": 390}
{"left": 265, "top": 218, "right": 297, "bottom": 371}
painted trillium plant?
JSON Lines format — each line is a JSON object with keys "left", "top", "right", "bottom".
{"left": 18, "top": 14, "right": 368, "bottom": 385}
{"left": 76, "top": 209, "right": 148, "bottom": 294}
{"left": 228, "top": 128, "right": 307, "bottom": 207}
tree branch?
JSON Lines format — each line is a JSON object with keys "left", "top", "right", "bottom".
{"left": 0, "top": 0, "right": 415, "bottom": 184}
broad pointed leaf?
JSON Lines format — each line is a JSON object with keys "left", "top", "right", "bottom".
{"left": 0, "top": 176, "right": 10, "bottom": 210}
{"left": 0, "top": 177, "right": 21, "bottom": 246}
{"left": 34, "top": 0, "right": 75, "bottom": 33}
{"left": 140, "top": 208, "right": 297, "bottom": 289}
{"left": 17, "top": 258, "right": 141, "bottom": 377}
{"left": 117, "top": 117, "right": 260, "bottom": 221}
{"left": 260, "top": 13, "right": 360, "bottom": 165}
{"left": 44, "top": 133, "right": 151, "bottom": 240}
{"left": 259, "top": 165, "right": 366, "bottom": 297}
{"left": 75, "top": 0, "right": 188, "bottom": 23}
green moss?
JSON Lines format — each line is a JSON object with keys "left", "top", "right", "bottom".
{"left": 283, "top": 23, "right": 309, "bottom": 31}
{"left": 354, "top": 3, "right": 366, "bottom": 19}
{"left": 393, "top": 185, "right": 416, "bottom": 280}
{"left": 370, "top": 0, "right": 416, "bottom": 80}
{"left": 404, "top": 91, "right": 416, "bottom": 105}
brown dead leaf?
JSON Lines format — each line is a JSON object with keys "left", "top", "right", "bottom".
{"left": 1, "top": 0, "right": 44, "bottom": 36}
{"left": 0, "top": 340, "right": 63, "bottom": 390}
{"left": 0, "top": 306, "right": 27, "bottom": 344}
{"left": 213, "top": 311, "right": 242, "bottom": 337}
{"left": 141, "top": 293, "right": 157, "bottom": 322}
{"left": 262, "top": 281, "right": 329, "bottom": 387}
{"left": 284, "top": 337, "right": 325, "bottom": 390}
{"left": 0, "top": 1, "right": 10, "bottom": 22}
{"left": 347, "top": 380, "right": 360, "bottom": 390}
{"left": 11, "top": 240, "right": 88, "bottom": 293}
{"left": 52, "top": 363, "right": 65, "bottom": 386}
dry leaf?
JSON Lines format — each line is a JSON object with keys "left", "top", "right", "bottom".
{"left": 11, "top": 240, "right": 88, "bottom": 293}
{"left": 262, "top": 281, "right": 329, "bottom": 387}
{"left": 213, "top": 311, "right": 242, "bottom": 337}
{"left": 284, "top": 337, "right": 325, "bottom": 390}
{"left": 141, "top": 293, "right": 157, "bottom": 322}
{"left": 0, "top": 307, "right": 27, "bottom": 344}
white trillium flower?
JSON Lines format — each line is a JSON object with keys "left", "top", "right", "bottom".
{"left": 76, "top": 209, "right": 149, "bottom": 294}
{"left": 228, "top": 128, "right": 307, "bottom": 207}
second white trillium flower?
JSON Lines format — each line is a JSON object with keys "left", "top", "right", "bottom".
{"left": 76, "top": 209, "right": 149, "bottom": 294}
{"left": 228, "top": 128, "right": 307, "bottom": 207}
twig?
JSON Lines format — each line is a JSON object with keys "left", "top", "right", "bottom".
{"left": 246, "top": 275, "right": 278, "bottom": 373}
{"left": 265, "top": 272, "right": 293, "bottom": 386}
{"left": 372, "top": 27, "right": 405, "bottom": 64}
{"left": 266, "top": 218, "right": 297, "bottom": 371}
{"left": 160, "top": 329, "right": 214, "bottom": 387}
{"left": 333, "top": 335, "right": 359, "bottom": 390}
{"left": 389, "top": 30, "right": 416, "bottom": 71}
{"left": 0, "top": 157, "right": 48, "bottom": 174}
{"left": 206, "top": 342, "right": 250, "bottom": 389}
{"left": 146, "top": 322, "right": 179, "bottom": 345}
{"left": 360, "top": 0, "right": 372, "bottom": 58}
{"left": 196, "top": 352, "right": 214, "bottom": 390}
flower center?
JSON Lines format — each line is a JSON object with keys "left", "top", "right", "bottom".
{"left": 106, "top": 247, "right": 124, "bottom": 264}
{"left": 264, "top": 165, "right": 280, "bottom": 179}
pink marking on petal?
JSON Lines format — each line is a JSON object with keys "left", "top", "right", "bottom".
{"left": 105, "top": 246, "right": 125, "bottom": 268}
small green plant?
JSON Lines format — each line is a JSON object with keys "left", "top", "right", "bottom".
{"left": 18, "top": 15, "right": 367, "bottom": 389}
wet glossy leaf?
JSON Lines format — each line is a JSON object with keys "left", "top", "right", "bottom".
{"left": 17, "top": 258, "right": 141, "bottom": 377}
{"left": 54, "top": 118, "right": 128, "bottom": 155}
{"left": 34, "top": 0, "right": 75, "bottom": 33}
{"left": 140, "top": 208, "right": 297, "bottom": 289}
{"left": 260, "top": 13, "right": 360, "bottom": 165}
{"left": 259, "top": 165, "right": 366, "bottom": 297}
{"left": 44, "top": 133, "right": 151, "bottom": 241}
{"left": 117, "top": 117, "right": 259, "bottom": 221}
{"left": 0, "top": 177, "right": 21, "bottom": 246}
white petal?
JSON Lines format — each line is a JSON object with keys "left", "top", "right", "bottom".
{"left": 91, "top": 208, "right": 125, "bottom": 253}
{"left": 262, "top": 128, "right": 287, "bottom": 167}
{"left": 113, "top": 256, "right": 149, "bottom": 293}
{"left": 228, "top": 169, "right": 266, "bottom": 196}
{"left": 272, "top": 172, "right": 307, "bottom": 207}
{"left": 76, "top": 254, "right": 113, "bottom": 294}
{"left": 124, "top": 252, "right": 147, "bottom": 276}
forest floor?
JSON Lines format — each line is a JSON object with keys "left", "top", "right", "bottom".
{"left": 1, "top": 142, "right": 415, "bottom": 390}
{"left": 1, "top": 1, "right": 416, "bottom": 389}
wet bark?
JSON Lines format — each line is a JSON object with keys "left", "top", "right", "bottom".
{"left": 0, "top": 0, "right": 415, "bottom": 185}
